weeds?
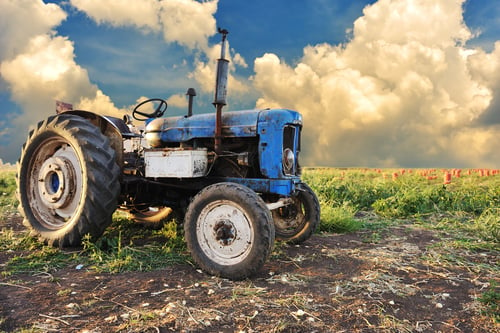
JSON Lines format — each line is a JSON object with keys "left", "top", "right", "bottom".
{"left": 478, "top": 281, "right": 500, "bottom": 322}
{"left": 303, "top": 168, "right": 499, "bottom": 243}
{"left": 0, "top": 171, "right": 18, "bottom": 220}
{"left": 2, "top": 214, "right": 188, "bottom": 275}
{"left": 319, "top": 203, "right": 362, "bottom": 233}
{"left": 5, "top": 246, "right": 75, "bottom": 275}
{"left": 475, "top": 208, "right": 500, "bottom": 243}
{"left": 79, "top": 219, "right": 188, "bottom": 273}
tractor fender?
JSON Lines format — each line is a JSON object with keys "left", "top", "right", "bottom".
{"left": 61, "top": 110, "right": 128, "bottom": 168}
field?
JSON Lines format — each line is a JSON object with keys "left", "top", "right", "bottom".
{"left": 0, "top": 168, "right": 499, "bottom": 332}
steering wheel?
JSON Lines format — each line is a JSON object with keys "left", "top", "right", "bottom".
{"left": 132, "top": 98, "right": 168, "bottom": 121}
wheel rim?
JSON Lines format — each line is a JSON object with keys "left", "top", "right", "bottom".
{"left": 28, "top": 138, "right": 83, "bottom": 229}
{"left": 273, "top": 197, "right": 307, "bottom": 236}
{"left": 196, "top": 200, "right": 254, "bottom": 265}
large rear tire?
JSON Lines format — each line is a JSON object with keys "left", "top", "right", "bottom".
{"left": 17, "top": 114, "right": 120, "bottom": 247}
{"left": 272, "top": 182, "right": 320, "bottom": 244}
{"left": 184, "top": 183, "right": 275, "bottom": 280}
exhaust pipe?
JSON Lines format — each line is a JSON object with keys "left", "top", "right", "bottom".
{"left": 186, "top": 87, "right": 196, "bottom": 117}
{"left": 213, "top": 28, "right": 229, "bottom": 154}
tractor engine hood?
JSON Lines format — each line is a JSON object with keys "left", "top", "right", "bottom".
{"left": 144, "top": 109, "right": 302, "bottom": 147}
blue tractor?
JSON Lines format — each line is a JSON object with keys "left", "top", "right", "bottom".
{"left": 16, "top": 30, "right": 320, "bottom": 280}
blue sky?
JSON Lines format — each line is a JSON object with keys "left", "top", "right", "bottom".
{"left": 1, "top": 0, "right": 499, "bottom": 167}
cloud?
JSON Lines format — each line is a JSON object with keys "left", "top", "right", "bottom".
{"left": 0, "top": 0, "right": 66, "bottom": 60}
{"left": 252, "top": 0, "right": 500, "bottom": 168}
{"left": 70, "top": 0, "right": 160, "bottom": 31}
{"left": 0, "top": 0, "right": 124, "bottom": 163}
{"left": 166, "top": 93, "right": 188, "bottom": 108}
{"left": 71, "top": 0, "right": 218, "bottom": 51}
{"left": 467, "top": 42, "right": 500, "bottom": 124}
{"left": 157, "top": 0, "right": 218, "bottom": 50}
{"left": 70, "top": 0, "right": 248, "bottom": 99}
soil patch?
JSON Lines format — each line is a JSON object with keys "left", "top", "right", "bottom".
{"left": 1, "top": 220, "right": 497, "bottom": 332}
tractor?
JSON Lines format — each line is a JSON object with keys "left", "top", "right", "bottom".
{"left": 16, "top": 29, "right": 320, "bottom": 280}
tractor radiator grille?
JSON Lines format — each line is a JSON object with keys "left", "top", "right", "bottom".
{"left": 283, "top": 125, "right": 301, "bottom": 176}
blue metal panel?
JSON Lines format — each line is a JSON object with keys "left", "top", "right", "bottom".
{"left": 145, "top": 108, "right": 303, "bottom": 184}
{"left": 145, "top": 109, "right": 261, "bottom": 143}
{"left": 257, "top": 109, "right": 302, "bottom": 178}
{"left": 217, "top": 177, "right": 300, "bottom": 196}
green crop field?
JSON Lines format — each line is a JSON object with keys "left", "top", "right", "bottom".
{"left": 302, "top": 167, "right": 499, "bottom": 244}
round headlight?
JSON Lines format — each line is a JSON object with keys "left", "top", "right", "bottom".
{"left": 283, "top": 148, "right": 295, "bottom": 173}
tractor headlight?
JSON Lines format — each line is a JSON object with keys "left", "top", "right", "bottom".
{"left": 282, "top": 148, "right": 295, "bottom": 175}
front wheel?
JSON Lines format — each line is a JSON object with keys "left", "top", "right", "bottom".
{"left": 184, "top": 183, "right": 275, "bottom": 280}
{"left": 272, "top": 182, "right": 320, "bottom": 244}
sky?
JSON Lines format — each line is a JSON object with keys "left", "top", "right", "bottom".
{"left": 1, "top": 0, "right": 499, "bottom": 168}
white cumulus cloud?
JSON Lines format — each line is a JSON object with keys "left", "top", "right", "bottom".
{"left": 70, "top": 0, "right": 218, "bottom": 51}
{"left": 158, "top": 0, "right": 217, "bottom": 50}
{"left": 70, "top": 0, "right": 160, "bottom": 31}
{"left": 70, "top": 0, "right": 249, "bottom": 105}
{"left": 252, "top": 0, "right": 500, "bottom": 168}
{"left": 0, "top": 0, "right": 124, "bottom": 162}
{"left": 0, "top": 0, "right": 66, "bottom": 60}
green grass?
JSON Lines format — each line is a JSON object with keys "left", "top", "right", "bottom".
{"left": 303, "top": 167, "right": 500, "bottom": 245}
{"left": 2, "top": 168, "right": 499, "bottom": 273}
{"left": 478, "top": 281, "right": 500, "bottom": 322}
{"left": 319, "top": 203, "right": 362, "bottom": 233}
{"left": 0, "top": 171, "right": 18, "bottom": 220}
{"left": 1, "top": 168, "right": 499, "bottom": 322}
{"left": 80, "top": 216, "right": 188, "bottom": 273}
{"left": 1, "top": 213, "right": 188, "bottom": 276}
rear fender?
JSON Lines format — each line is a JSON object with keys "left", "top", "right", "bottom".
{"left": 61, "top": 110, "right": 126, "bottom": 167}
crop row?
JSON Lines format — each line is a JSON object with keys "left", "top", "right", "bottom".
{"left": 303, "top": 168, "right": 499, "bottom": 241}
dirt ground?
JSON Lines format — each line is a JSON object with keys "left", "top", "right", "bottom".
{"left": 0, "top": 214, "right": 498, "bottom": 333}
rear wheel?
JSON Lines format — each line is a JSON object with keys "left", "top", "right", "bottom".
{"left": 184, "top": 183, "right": 274, "bottom": 280}
{"left": 272, "top": 182, "right": 320, "bottom": 244}
{"left": 17, "top": 114, "right": 120, "bottom": 247}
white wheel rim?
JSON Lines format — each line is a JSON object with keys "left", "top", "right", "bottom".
{"left": 28, "top": 140, "right": 84, "bottom": 229}
{"left": 196, "top": 200, "right": 254, "bottom": 265}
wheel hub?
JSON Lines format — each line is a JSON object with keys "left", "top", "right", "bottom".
{"left": 274, "top": 204, "right": 301, "bottom": 229}
{"left": 196, "top": 201, "right": 254, "bottom": 265}
{"left": 37, "top": 156, "right": 76, "bottom": 209}
{"left": 214, "top": 220, "right": 236, "bottom": 245}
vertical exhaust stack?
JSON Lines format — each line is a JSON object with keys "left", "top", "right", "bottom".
{"left": 213, "top": 28, "right": 229, "bottom": 154}
{"left": 186, "top": 88, "right": 196, "bottom": 117}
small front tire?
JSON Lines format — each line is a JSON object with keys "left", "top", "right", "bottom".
{"left": 272, "top": 182, "right": 320, "bottom": 244}
{"left": 184, "top": 183, "right": 275, "bottom": 280}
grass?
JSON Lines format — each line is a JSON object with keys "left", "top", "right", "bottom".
{"left": 318, "top": 203, "right": 362, "bottom": 233}
{"left": 0, "top": 171, "right": 18, "bottom": 221}
{"left": 1, "top": 212, "right": 188, "bottom": 277}
{"left": 478, "top": 281, "right": 500, "bottom": 322}
{"left": 303, "top": 167, "right": 500, "bottom": 246}
{"left": 2, "top": 167, "right": 498, "bottom": 266}
{"left": 1, "top": 167, "right": 499, "bottom": 325}
{"left": 79, "top": 215, "right": 188, "bottom": 274}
